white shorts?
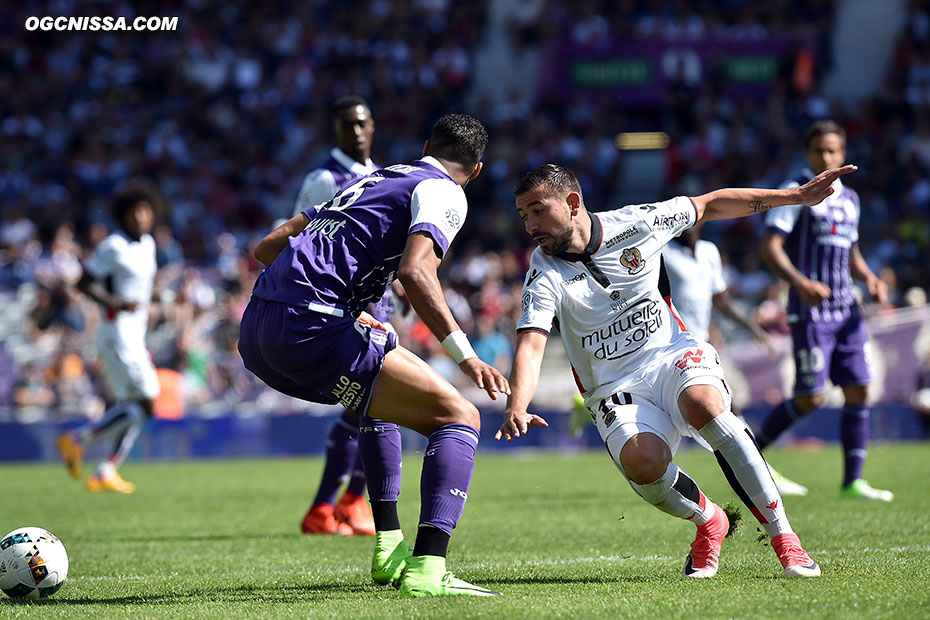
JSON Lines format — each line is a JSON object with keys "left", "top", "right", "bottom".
{"left": 590, "top": 340, "right": 731, "bottom": 474}
{"left": 98, "top": 331, "right": 160, "bottom": 402}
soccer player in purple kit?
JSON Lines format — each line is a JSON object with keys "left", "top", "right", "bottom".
{"left": 755, "top": 120, "right": 893, "bottom": 502}
{"left": 239, "top": 114, "right": 508, "bottom": 597}
{"left": 294, "top": 96, "right": 380, "bottom": 537}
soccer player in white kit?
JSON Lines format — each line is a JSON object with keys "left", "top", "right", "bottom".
{"left": 497, "top": 163, "right": 855, "bottom": 578}
{"left": 57, "top": 181, "right": 160, "bottom": 494}
{"left": 662, "top": 223, "right": 773, "bottom": 349}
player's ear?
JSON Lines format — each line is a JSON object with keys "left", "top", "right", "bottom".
{"left": 422, "top": 140, "right": 430, "bottom": 157}
{"left": 567, "top": 191, "right": 581, "bottom": 215}
{"left": 468, "top": 161, "right": 483, "bottom": 181}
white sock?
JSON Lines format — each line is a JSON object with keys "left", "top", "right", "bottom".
{"left": 110, "top": 422, "right": 144, "bottom": 468}
{"left": 699, "top": 412, "right": 792, "bottom": 538}
{"left": 629, "top": 463, "right": 715, "bottom": 525}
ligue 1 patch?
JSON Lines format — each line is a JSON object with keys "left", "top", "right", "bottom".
{"left": 620, "top": 247, "right": 645, "bottom": 274}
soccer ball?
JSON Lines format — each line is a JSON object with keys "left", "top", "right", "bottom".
{"left": 0, "top": 527, "right": 68, "bottom": 599}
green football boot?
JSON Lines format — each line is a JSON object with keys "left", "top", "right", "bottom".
{"left": 399, "top": 555, "right": 500, "bottom": 598}
{"left": 371, "top": 529, "right": 411, "bottom": 587}
{"left": 840, "top": 479, "right": 893, "bottom": 502}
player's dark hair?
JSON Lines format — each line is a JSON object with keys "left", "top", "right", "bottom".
{"left": 515, "top": 164, "right": 583, "bottom": 199}
{"left": 112, "top": 179, "right": 158, "bottom": 227}
{"left": 427, "top": 113, "right": 488, "bottom": 169}
{"left": 805, "top": 119, "right": 846, "bottom": 150}
{"left": 331, "top": 95, "right": 370, "bottom": 119}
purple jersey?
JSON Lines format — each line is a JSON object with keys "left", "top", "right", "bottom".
{"left": 252, "top": 157, "right": 468, "bottom": 319}
{"left": 764, "top": 170, "right": 860, "bottom": 323}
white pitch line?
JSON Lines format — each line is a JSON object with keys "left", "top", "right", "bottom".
{"left": 70, "top": 544, "right": 930, "bottom": 583}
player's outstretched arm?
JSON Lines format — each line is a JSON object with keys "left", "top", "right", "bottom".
{"left": 254, "top": 212, "right": 312, "bottom": 266}
{"left": 496, "top": 331, "right": 549, "bottom": 442}
{"left": 398, "top": 232, "right": 510, "bottom": 400}
{"left": 75, "top": 268, "right": 137, "bottom": 313}
{"left": 693, "top": 165, "right": 858, "bottom": 223}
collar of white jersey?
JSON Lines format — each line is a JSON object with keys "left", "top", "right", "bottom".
{"left": 556, "top": 214, "right": 603, "bottom": 262}
{"left": 418, "top": 155, "right": 455, "bottom": 179}
{"left": 331, "top": 147, "right": 376, "bottom": 174}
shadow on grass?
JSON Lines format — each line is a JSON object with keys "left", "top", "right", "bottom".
{"left": 9, "top": 582, "right": 379, "bottom": 606}
{"left": 487, "top": 574, "right": 656, "bottom": 586}
{"left": 82, "top": 531, "right": 290, "bottom": 544}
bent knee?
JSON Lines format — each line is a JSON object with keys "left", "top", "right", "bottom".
{"left": 437, "top": 396, "right": 480, "bottom": 431}
{"left": 620, "top": 435, "right": 672, "bottom": 485}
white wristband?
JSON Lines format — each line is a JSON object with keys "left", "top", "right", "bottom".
{"left": 441, "top": 330, "right": 477, "bottom": 364}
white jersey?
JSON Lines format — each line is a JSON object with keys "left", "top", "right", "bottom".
{"left": 661, "top": 239, "right": 727, "bottom": 341}
{"left": 85, "top": 230, "right": 157, "bottom": 349}
{"left": 292, "top": 148, "right": 378, "bottom": 217}
{"left": 517, "top": 196, "right": 698, "bottom": 407}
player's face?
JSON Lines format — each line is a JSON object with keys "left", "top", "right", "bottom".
{"left": 806, "top": 132, "right": 845, "bottom": 175}
{"left": 334, "top": 105, "right": 374, "bottom": 163}
{"left": 124, "top": 201, "right": 155, "bottom": 239}
{"left": 516, "top": 188, "right": 574, "bottom": 255}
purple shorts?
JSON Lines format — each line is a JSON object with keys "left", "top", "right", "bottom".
{"left": 790, "top": 311, "right": 871, "bottom": 395}
{"left": 238, "top": 297, "right": 397, "bottom": 414}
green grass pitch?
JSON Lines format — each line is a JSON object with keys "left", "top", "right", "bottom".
{"left": 2, "top": 442, "right": 929, "bottom": 618}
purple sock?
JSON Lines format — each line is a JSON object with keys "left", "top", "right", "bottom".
{"left": 312, "top": 411, "right": 359, "bottom": 507}
{"left": 358, "top": 415, "right": 402, "bottom": 503}
{"left": 841, "top": 403, "right": 870, "bottom": 486}
{"left": 419, "top": 423, "right": 479, "bottom": 535}
{"left": 756, "top": 399, "right": 807, "bottom": 450}
{"left": 345, "top": 452, "right": 367, "bottom": 497}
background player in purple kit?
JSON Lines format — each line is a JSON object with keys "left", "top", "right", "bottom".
{"left": 239, "top": 114, "right": 509, "bottom": 598}
{"left": 294, "top": 96, "right": 380, "bottom": 537}
{"left": 755, "top": 120, "right": 893, "bottom": 502}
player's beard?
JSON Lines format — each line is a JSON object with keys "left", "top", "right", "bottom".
{"left": 540, "top": 223, "right": 574, "bottom": 256}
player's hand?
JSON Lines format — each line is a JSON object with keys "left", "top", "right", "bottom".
{"left": 459, "top": 357, "right": 511, "bottom": 400}
{"left": 867, "top": 276, "right": 888, "bottom": 305}
{"left": 794, "top": 277, "right": 831, "bottom": 306}
{"left": 796, "top": 165, "right": 857, "bottom": 206}
{"left": 356, "top": 311, "right": 388, "bottom": 331}
{"left": 495, "top": 409, "right": 549, "bottom": 442}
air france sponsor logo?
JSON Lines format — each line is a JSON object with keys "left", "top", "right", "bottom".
{"left": 580, "top": 299, "right": 663, "bottom": 360}
{"left": 306, "top": 216, "right": 347, "bottom": 239}
{"left": 652, "top": 211, "right": 689, "bottom": 230}
{"left": 449, "top": 488, "right": 468, "bottom": 500}
{"left": 619, "top": 247, "right": 645, "bottom": 274}
{"left": 604, "top": 226, "right": 639, "bottom": 248}
{"left": 562, "top": 272, "right": 587, "bottom": 285}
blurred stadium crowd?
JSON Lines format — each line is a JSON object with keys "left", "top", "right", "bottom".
{"left": 1, "top": 0, "right": 928, "bottom": 421}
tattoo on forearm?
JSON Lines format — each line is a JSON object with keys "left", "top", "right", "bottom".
{"left": 748, "top": 200, "right": 771, "bottom": 213}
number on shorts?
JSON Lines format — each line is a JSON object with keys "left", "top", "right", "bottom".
{"left": 797, "top": 346, "right": 825, "bottom": 373}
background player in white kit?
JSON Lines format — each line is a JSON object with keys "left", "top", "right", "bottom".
{"left": 58, "top": 180, "right": 160, "bottom": 494}
{"left": 662, "top": 223, "right": 773, "bottom": 352}
{"left": 498, "top": 163, "right": 855, "bottom": 579}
